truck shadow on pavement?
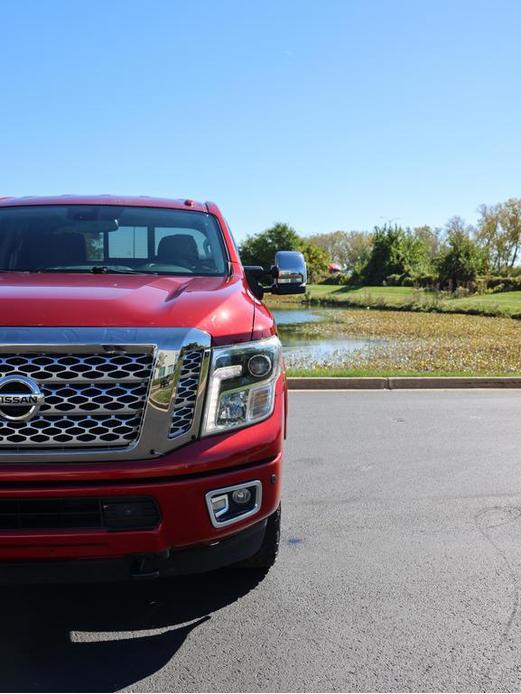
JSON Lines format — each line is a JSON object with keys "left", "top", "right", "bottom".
{"left": 0, "top": 569, "right": 265, "bottom": 692}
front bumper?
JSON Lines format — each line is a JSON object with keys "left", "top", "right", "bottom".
{"left": 0, "top": 454, "right": 281, "bottom": 566}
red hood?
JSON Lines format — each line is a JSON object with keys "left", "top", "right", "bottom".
{"left": 0, "top": 273, "right": 260, "bottom": 345}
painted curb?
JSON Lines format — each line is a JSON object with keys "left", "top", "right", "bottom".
{"left": 288, "top": 376, "right": 521, "bottom": 390}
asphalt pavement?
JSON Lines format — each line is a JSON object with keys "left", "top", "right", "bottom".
{"left": 2, "top": 390, "right": 521, "bottom": 692}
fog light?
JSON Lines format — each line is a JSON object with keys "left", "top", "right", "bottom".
{"left": 231, "top": 488, "right": 252, "bottom": 505}
{"left": 205, "top": 481, "right": 262, "bottom": 527}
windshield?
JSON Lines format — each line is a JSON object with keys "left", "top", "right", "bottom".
{"left": 0, "top": 205, "right": 228, "bottom": 276}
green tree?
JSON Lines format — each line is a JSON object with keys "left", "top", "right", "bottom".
{"left": 412, "top": 225, "right": 442, "bottom": 262}
{"left": 361, "top": 225, "right": 409, "bottom": 284}
{"left": 309, "top": 230, "right": 373, "bottom": 273}
{"left": 477, "top": 199, "right": 521, "bottom": 272}
{"left": 401, "top": 232, "right": 431, "bottom": 279}
{"left": 239, "top": 223, "right": 301, "bottom": 269}
{"left": 436, "top": 222, "right": 486, "bottom": 287}
{"left": 345, "top": 232, "right": 373, "bottom": 275}
{"left": 360, "top": 224, "right": 439, "bottom": 285}
{"left": 300, "top": 240, "right": 329, "bottom": 283}
{"left": 307, "top": 230, "right": 346, "bottom": 266}
{"left": 239, "top": 222, "right": 330, "bottom": 283}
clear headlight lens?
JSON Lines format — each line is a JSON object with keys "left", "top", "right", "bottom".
{"left": 201, "top": 336, "right": 282, "bottom": 436}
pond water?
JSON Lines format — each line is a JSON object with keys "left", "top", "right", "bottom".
{"left": 272, "top": 306, "right": 388, "bottom": 366}
{"left": 270, "top": 308, "right": 325, "bottom": 325}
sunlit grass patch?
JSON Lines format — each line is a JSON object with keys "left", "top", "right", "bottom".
{"left": 268, "top": 284, "right": 521, "bottom": 318}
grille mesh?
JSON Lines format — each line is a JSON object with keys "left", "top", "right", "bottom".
{"left": 0, "top": 353, "right": 152, "bottom": 382}
{"left": 0, "top": 352, "right": 153, "bottom": 449}
{"left": 169, "top": 349, "right": 204, "bottom": 439}
{"left": 0, "top": 414, "right": 142, "bottom": 447}
{"left": 40, "top": 383, "right": 148, "bottom": 415}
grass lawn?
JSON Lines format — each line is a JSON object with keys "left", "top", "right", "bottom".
{"left": 271, "top": 284, "right": 521, "bottom": 317}
{"left": 304, "top": 284, "right": 416, "bottom": 303}
{"left": 444, "top": 290, "right": 521, "bottom": 313}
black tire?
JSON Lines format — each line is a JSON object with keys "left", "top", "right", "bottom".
{"left": 233, "top": 504, "right": 281, "bottom": 570}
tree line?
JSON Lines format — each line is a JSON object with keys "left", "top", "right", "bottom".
{"left": 239, "top": 198, "right": 521, "bottom": 289}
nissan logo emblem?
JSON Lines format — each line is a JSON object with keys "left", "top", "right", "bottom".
{"left": 0, "top": 375, "right": 45, "bottom": 422}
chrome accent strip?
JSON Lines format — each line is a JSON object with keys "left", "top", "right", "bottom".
{"left": 0, "top": 327, "right": 211, "bottom": 463}
{"left": 168, "top": 348, "right": 208, "bottom": 440}
{"left": 205, "top": 480, "right": 262, "bottom": 528}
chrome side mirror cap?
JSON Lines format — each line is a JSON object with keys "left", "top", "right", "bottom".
{"left": 271, "top": 251, "right": 307, "bottom": 295}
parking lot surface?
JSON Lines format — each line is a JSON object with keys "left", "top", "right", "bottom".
{"left": 3, "top": 390, "right": 521, "bottom": 692}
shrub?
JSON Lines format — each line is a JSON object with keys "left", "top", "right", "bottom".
{"left": 485, "top": 276, "right": 521, "bottom": 292}
{"left": 362, "top": 225, "right": 433, "bottom": 286}
{"left": 385, "top": 273, "right": 406, "bottom": 286}
{"left": 410, "top": 271, "right": 438, "bottom": 288}
{"left": 475, "top": 277, "right": 488, "bottom": 294}
{"left": 321, "top": 273, "right": 352, "bottom": 285}
{"left": 384, "top": 273, "right": 428, "bottom": 287}
{"left": 452, "top": 286, "right": 471, "bottom": 299}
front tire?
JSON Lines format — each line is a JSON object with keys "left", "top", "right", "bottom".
{"left": 233, "top": 504, "right": 281, "bottom": 570}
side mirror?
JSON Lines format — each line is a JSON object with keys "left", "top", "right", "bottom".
{"left": 271, "top": 251, "right": 307, "bottom": 295}
{"left": 243, "top": 265, "right": 267, "bottom": 300}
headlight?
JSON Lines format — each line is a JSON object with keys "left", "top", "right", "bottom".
{"left": 201, "top": 336, "right": 282, "bottom": 436}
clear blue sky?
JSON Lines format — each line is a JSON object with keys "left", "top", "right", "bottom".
{"left": 1, "top": 0, "right": 521, "bottom": 242}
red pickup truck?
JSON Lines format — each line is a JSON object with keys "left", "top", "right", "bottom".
{"left": 0, "top": 195, "right": 306, "bottom": 582}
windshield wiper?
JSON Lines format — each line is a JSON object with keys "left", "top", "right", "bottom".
{"left": 30, "top": 266, "right": 159, "bottom": 275}
{"left": 90, "top": 266, "right": 137, "bottom": 274}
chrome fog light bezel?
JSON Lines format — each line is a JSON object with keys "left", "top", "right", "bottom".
{"left": 205, "top": 480, "right": 262, "bottom": 528}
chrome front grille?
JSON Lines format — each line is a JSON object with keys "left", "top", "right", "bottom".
{"left": 0, "top": 327, "right": 212, "bottom": 463}
{"left": 169, "top": 348, "right": 205, "bottom": 439}
{"left": 0, "top": 351, "right": 153, "bottom": 449}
